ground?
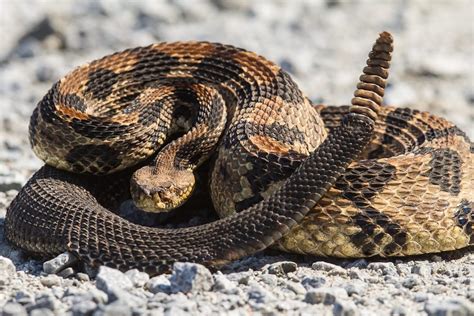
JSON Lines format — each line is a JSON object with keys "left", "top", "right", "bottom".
{"left": 0, "top": 0, "right": 472, "bottom": 315}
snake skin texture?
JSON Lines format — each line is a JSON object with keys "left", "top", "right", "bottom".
{"left": 5, "top": 32, "right": 473, "bottom": 275}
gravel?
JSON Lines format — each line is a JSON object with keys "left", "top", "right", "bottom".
{"left": 0, "top": 0, "right": 473, "bottom": 315}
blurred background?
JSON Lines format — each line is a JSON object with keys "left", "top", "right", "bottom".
{"left": 0, "top": 0, "right": 473, "bottom": 189}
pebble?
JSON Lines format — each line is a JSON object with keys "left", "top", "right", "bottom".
{"left": 95, "top": 266, "right": 136, "bottom": 303}
{"left": 301, "top": 276, "right": 326, "bottom": 290}
{"left": 213, "top": 273, "right": 238, "bottom": 294}
{"left": 412, "top": 264, "right": 432, "bottom": 278}
{"left": 70, "top": 300, "right": 97, "bottom": 315}
{"left": 367, "top": 262, "right": 398, "bottom": 276}
{"left": 14, "top": 291, "right": 34, "bottom": 305}
{"left": 391, "top": 306, "right": 407, "bottom": 316}
{"left": 146, "top": 275, "right": 171, "bottom": 294}
{"left": 125, "top": 269, "right": 150, "bottom": 288}
{"left": 169, "top": 262, "right": 214, "bottom": 294}
{"left": 284, "top": 280, "right": 306, "bottom": 295}
{"left": 260, "top": 273, "right": 278, "bottom": 287}
{"left": 345, "top": 259, "right": 368, "bottom": 269}
{"left": 264, "top": 261, "right": 297, "bottom": 275}
{"left": 343, "top": 280, "right": 367, "bottom": 296}
{"left": 97, "top": 301, "right": 133, "bottom": 316}
{"left": 42, "top": 253, "right": 76, "bottom": 275}
{"left": 401, "top": 276, "right": 420, "bottom": 289}
{"left": 247, "top": 281, "right": 276, "bottom": 304}
{"left": 312, "top": 261, "right": 346, "bottom": 275}
{"left": 333, "top": 299, "right": 359, "bottom": 316}
{"left": 304, "top": 287, "right": 348, "bottom": 305}
{"left": 40, "top": 275, "right": 61, "bottom": 287}
{"left": 424, "top": 298, "right": 474, "bottom": 316}
{"left": 0, "top": 256, "right": 16, "bottom": 274}
{"left": 57, "top": 267, "right": 75, "bottom": 278}
{"left": 75, "top": 272, "right": 90, "bottom": 282}
{"left": 28, "top": 293, "right": 60, "bottom": 312}
{"left": 29, "top": 308, "right": 54, "bottom": 316}
{"left": 2, "top": 302, "right": 27, "bottom": 316}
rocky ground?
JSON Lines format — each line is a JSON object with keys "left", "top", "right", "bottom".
{"left": 0, "top": 0, "right": 473, "bottom": 315}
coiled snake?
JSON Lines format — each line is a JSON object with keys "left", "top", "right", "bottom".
{"left": 5, "top": 32, "right": 473, "bottom": 275}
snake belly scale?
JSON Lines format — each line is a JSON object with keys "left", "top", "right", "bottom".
{"left": 5, "top": 32, "right": 473, "bottom": 275}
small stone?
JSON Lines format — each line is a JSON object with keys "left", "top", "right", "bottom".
{"left": 42, "top": 252, "right": 77, "bottom": 275}
{"left": 146, "top": 275, "right": 171, "bottom": 294}
{"left": 57, "top": 267, "right": 75, "bottom": 278}
{"left": 396, "top": 264, "right": 411, "bottom": 276}
{"left": 96, "top": 266, "right": 133, "bottom": 301}
{"left": 414, "top": 293, "right": 430, "bottom": 302}
{"left": 79, "top": 288, "right": 108, "bottom": 305}
{"left": 345, "top": 259, "right": 368, "bottom": 269}
{"left": 333, "top": 299, "right": 359, "bottom": 316}
{"left": 429, "top": 285, "right": 448, "bottom": 295}
{"left": 0, "top": 256, "right": 16, "bottom": 286}
{"left": 164, "top": 306, "right": 189, "bottom": 316}
{"left": 169, "top": 262, "right": 214, "bottom": 294}
{"left": 2, "top": 302, "right": 27, "bottom": 316}
{"left": 344, "top": 280, "right": 367, "bottom": 296}
{"left": 424, "top": 298, "right": 474, "bottom": 316}
{"left": 0, "top": 256, "right": 16, "bottom": 274}
{"left": 40, "top": 275, "right": 61, "bottom": 287}
{"left": 76, "top": 272, "right": 90, "bottom": 282}
{"left": 29, "top": 293, "right": 59, "bottom": 312}
{"left": 285, "top": 280, "right": 306, "bottom": 295}
{"left": 301, "top": 276, "right": 326, "bottom": 290}
{"left": 348, "top": 270, "right": 364, "bottom": 280}
{"left": 265, "top": 261, "right": 297, "bottom": 275}
{"left": 51, "top": 287, "right": 64, "bottom": 300}
{"left": 260, "top": 274, "right": 278, "bottom": 287}
{"left": 29, "top": 308, "right": 54, "bottom": 316}
{"left": 99, "top": 300, "right": 132, "bottom": 316}
{"left": 70, "top": 300, "right": 97, "bottom": 316}
{"left": 367, "top": 262, "right": 398, "bottom": 276}
{"left": 213, "top": 273, "right": 238, "bottom": 294}
{"left": 247, "top": 281, "right": 276, "bottom": 304}
{"left": 312, "top": 261, "right": 346, "bottom": 275}
{"left": 391, "top": 306, "right": 407, "bottom": 316}
{"left": 412, "top": 265, "right": 432, "bottom": 278}
{"left": 14, "top": 290, "right": 35, "bottom": 305}
{"left": 237, "top": 274, "right": 251, "bottom": 285}
{"left": 304, "top": 287, "right": 347, "bottom": 305}
{"left": 125, "top": 269, "right": 150, "bottom": 287}
{"left": 402, "top": 276, "right": 420, "bottom": 289}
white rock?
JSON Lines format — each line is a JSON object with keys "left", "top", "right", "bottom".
{"left": 2, "top": 302, "right": 27, "bottom": 316}
{"left": 424, "top": 298, "right": 474, "bottom": 316}
{"left": 125, "top": 269, "right": 150, "bottom": 288}
{"left": 146, "top": 275, "right": 171, "bottom": 294}
{"left": 304, "top": 287, "right": 348, "bottom": 305}
{"left": 95, "top": 266, "right": 136, "bottom": 303}
{"left": 42, "top": 252, "right": 76, "bottom": 275}
{"left": 169, "top": 262, "right": 214, "bottom": 294}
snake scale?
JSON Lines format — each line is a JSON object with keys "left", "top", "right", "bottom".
{"left": 5, "top": 32, "right": 473, "bottom": 275}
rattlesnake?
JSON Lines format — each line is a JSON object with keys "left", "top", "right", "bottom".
{"left": 5, "top": 32, "right": 473, "bottom": 275}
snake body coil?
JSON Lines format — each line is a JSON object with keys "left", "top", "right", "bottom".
{"left": 5, "top": 33, "right": 473, "bottom": 274}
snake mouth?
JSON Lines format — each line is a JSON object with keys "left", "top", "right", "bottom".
{"left": 131, "top": 184, "right": 195, "bottom": 213}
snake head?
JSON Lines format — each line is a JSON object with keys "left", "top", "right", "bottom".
{"left": 130, "top": 165, "right": 195, "bottom": 212}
